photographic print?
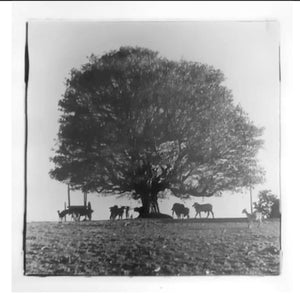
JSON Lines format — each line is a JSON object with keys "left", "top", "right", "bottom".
{"left": 24, "top": 21, "right": 280, "bottom": 276}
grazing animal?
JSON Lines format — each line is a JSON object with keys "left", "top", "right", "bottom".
{"left": 171, "top": 203, "right": 184, "bottom": 218}
{"left": 116, "top": 206, "right": 126, "bottom": 219}
{"left": 134, "top": 207, "right": 146, "bottom": 218}
{"left": 68, "top": 206, "right": 93, "bottom": 221}
{"left": 57, "top": 209, "right": 69, "bottom": 222}
{"left": 109, "top": 205, "right": 119, "bottom": 220}
{"left": 109, "top": 206, "right": 126, "bottom": 220}
{"left": 171, "top": 203, "right": 190, "bottom": 219}
{"left": 242, "top": 209, "right": 263, "bottom": 228}
{"left": 58, "top": 202, "right": 93, "bottom": 222}
{"left": 193, "top": 202, "right": 214, "bottom": 218}
{"left": 182, "top": 207, "right": 190, "bottom": 219}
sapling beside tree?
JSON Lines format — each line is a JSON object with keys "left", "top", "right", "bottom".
{"left": 50, "top": 46, "right": 265, "bottom": 216}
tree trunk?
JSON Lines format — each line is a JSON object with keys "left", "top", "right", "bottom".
{"left": 139, "top": 193, "right": 160, "bottom": 216}
{"left": 141, "top": 195, "right": 150, "bottom": 215}
{"left": 150, "top": 196, "right": 160, "bottom": 213}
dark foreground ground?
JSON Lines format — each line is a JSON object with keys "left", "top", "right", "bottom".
{"left": 25, "top": 218, "right": 280, "bottom": 276}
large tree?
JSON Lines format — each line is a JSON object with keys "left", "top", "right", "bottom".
{"left": 50, "top": 46, "right": 265, "bottom": 214}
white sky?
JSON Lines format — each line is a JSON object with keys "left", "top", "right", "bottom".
{"left": 27, "top": 21, "right": 280, "bottom": 221}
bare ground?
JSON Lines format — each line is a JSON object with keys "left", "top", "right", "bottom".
{"left": 25, "top": 218, "right": 280, "bottom": 276}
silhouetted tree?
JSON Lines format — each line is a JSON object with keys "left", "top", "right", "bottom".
{"left": 253, "top": 190, "right": 280, "bottom": 218}
{"left": 50, "top": 46, "right": 265, "bottom": 215}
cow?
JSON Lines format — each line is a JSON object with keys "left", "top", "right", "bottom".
{"left": 68, "top": 205, "right": 93, "bottom": 221}
{"left": 109, "top": 205, "right": 119, "bottom": 220}
{"left": 109, "top": 206, "right": 126, "bottom": 220}
{"left": 171, "top": 203, "right": 190, "bottom": 219}
{"left": 116, "top": 206, "right": 126, "bottom": 219}
{"left": 182, "top": 206, "right": 190, "bottom": 219}
{"left": 192, "top": 202, "right": 214, "bottom": 218}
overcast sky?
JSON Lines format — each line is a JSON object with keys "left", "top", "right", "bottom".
{"left": 27, "top": 21, "right": 280, "bottom": 221}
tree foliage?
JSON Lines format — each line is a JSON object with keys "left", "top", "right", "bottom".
{"left": 253, "top": 190, "right": 280, "bottom": 218}
{"left": 50, "top": 46, "right": 265, "bottom": 213}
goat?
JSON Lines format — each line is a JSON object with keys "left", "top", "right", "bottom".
{"left": 242, "top": 209, "right": 263, "bottom": 228}
{"left": 192, "top": 202, "right": 214, "bottom": 218}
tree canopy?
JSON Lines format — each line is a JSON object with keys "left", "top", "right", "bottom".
{"left": 50, "top": 46, "right": 265, "bottom": 213}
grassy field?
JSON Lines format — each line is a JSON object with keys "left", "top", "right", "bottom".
{"left": 25, "top": 218, "right": 280, "bottom": 276}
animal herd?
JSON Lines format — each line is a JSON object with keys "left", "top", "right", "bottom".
{"left": 171, "top": 202, "right": 215, "bottom": 219}
{"left": 58, "top": 201, "right": 264, "bottom": 228}
{"left": 108, "top": 203, "right": 263, "bottom": 228}
{"left": 108, "top": 202, "right": 215, "bottom": 220}
{"left": 109, "top": 205, "right": 131, "bottom": 220}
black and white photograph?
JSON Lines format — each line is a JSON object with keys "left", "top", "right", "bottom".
{"left": 21, "top": 19, "right": 281, "bottom": 277}
{"left": 24, "top": 20, "right": 282, "bottom": 277}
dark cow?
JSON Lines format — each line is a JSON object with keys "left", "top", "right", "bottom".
{"left": 109, "top": 205, "right": 119, "bottom": 220}
{"left": 171, "top": 203, "right": 190, "bottom": 219}
{"left": 57, "top": 202, "right": 93, "bottom": 222}
{"left": 192, "top": 202, "right": 214, "bottom": 218}
{"left": 116, "top": 206, "right": 126, "bottom": 219}
{"left": 68, "top": 205, "right": 93, "bottom": 221}
{"left": 182, "top": 207, "right": 190, "bottom": 219}
{"left": 134, "top": 207, "right": 146, "bottom": 218}
{"left": 109, "top": 206, "right": 126, "bottom": 220}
